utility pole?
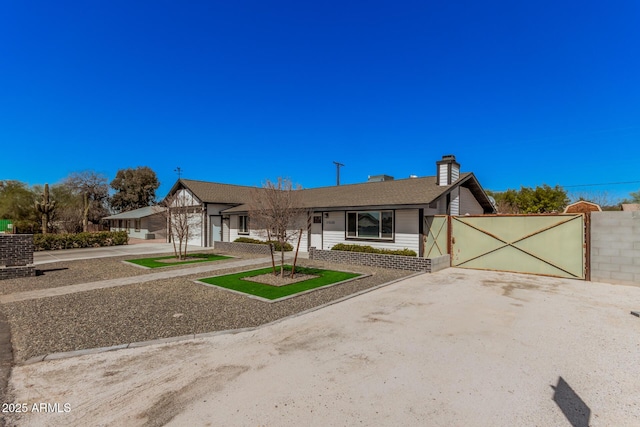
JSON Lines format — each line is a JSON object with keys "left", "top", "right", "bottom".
{"left": 333, "top": 161, "right": 344, "bottom": 186}
{"left": 174, "top": 167, "right": 182, "bottom": 179}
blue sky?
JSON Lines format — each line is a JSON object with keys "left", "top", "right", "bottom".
{"left": 1, "top": 0, "right": 639, "bottom": 201}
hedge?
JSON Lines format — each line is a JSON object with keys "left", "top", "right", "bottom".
{"left": 330, "top": 243, "right": 417, "bottom": 257}
{"left": 233, "top": 237, "right": 293, "bottom": 251}
{"left": 34, "top": 231, "right": 129, "bottom": 251}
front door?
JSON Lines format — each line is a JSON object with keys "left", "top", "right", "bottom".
{"left": 210, "top": 215, "right": 222, "bottom": 245}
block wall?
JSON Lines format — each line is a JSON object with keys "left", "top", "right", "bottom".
{"left": 213, "top": 241, "right": 273, "bottom": 255}
{"left": 309, "top": 247, "right": 450, "bottom": 272}
{"left": 590, "top": 212, "right": 640, "bottom": 285}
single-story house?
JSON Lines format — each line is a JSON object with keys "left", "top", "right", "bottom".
{"left": 104, "top": 206, "right": 167, "bottom": 240}
{"left": 163, "top": 155, "right": 495, "bottom": 255}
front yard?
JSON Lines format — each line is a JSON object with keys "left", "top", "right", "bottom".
{"left": 0, "top": 255, "right": 412, "bottom": 363}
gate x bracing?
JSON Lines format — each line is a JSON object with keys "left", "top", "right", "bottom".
{"left": 424, "top": 214, "right": 587, "bottom": 280}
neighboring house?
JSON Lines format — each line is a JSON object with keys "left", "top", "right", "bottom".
{"left": 104, "top": 206, "right": 167, "bottom": 240}
{"left": 564, "top": 201, "right": 602, "bottom": 213}
{"left": 164, "top": 155, "right": 495, "bottom": 253}
{"left": 621, "top": 204, "right": 640, "bottom": 212}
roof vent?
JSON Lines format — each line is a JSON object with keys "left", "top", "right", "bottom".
{"left": 367, "top": 174, "right": 394, "bottom": 182}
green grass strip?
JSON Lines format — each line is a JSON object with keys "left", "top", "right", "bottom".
{"left": 127, "top": 253, "right": 231, "bottom": 268}
{"left": 199, "top": 265, "right": 361, "bottom": 300}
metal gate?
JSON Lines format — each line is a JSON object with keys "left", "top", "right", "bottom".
{"left": 423, "top": 216, "right": 448, "bottom": 257}
{"left": 450, "top": 214, "right": 586, "bottom": 279}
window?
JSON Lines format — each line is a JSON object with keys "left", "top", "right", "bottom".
{"left": 238, "top": 215, "right": 249, "bottom": 234}
{"left": 346, "top": 210, "right": 393, "bottom": 240}
{"left": 134, "top": 219, "right": 141, "bottom": 232}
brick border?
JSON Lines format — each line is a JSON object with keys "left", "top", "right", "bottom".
{"left": 309, "top": 247, "right": 450, "bottom": 272}
{"left": 0, "top": 235, "right": 35, "bottom": 280}
{"left": 213, "top": 241, "right": 274, "bottom": 255}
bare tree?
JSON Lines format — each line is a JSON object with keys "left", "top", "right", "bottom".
{"left": 248, "top": 178, "right": 308, "bottom": 278}
{"left": 62, "top": 171, "right": 109, "bottom": 232}
{"left": 162, "top": 190, "right": 198, "bottom": 260}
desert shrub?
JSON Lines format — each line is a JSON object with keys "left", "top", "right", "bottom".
{"left": 34, "top": 231, "right": 128, "bottom": 251}
{"left": 233, "top": 237, "right": 293, "bottom": 251}
{"left": 330, "top": 243, "right": 416, "bottom": 257}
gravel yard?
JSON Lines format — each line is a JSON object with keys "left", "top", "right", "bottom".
{"left": 0, "top": 250, "right": 262, "bottom": 296}
{"left": 2, "top": 258, "right": 411, "bottom": 362}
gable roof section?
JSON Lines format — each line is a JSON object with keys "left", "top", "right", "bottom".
{"left": 167, "top": 179, "right": 257, "bottom": 204}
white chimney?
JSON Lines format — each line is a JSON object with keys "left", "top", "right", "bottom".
{"left": 436, "top": 154, "right": 460, "bottom": 186}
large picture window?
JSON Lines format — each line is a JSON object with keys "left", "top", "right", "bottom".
{"left": 346, "top": 211, "right": 393, "bottom": 240}
{"left": 238, "top": 215, "right": 249, "bottom": 234}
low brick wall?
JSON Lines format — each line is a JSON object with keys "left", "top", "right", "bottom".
{"left": 309, "top": 247, "right": 450, "bottom": 272}
{"left": 213, "top": 241, "right": 273, "bottom": 255}
{"left": 0, "top": 234, "right": 36, "bottom": 280}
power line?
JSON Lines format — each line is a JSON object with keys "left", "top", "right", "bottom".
{"left": 563, "top": 180, "right": 640, "bottom": 188}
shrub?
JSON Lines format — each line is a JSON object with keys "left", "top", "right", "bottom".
{"left": 34, "top": 231, "right": 129, "bottom": 251}
{"left": 330, "top": 243, "right": 417, "bottom": 257}
{"left": 233, "top": 237, "right": 293, "bottom": 251}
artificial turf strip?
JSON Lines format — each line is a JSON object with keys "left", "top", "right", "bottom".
{"left": 126, "top": 253, "right": 231, "bottom": 268}
{"left": 199, "top": 265, "right": 361, "bottom": 300}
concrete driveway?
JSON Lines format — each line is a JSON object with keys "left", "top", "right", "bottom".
{"left": 6, "top": 268, "right": 640, "bottom": 426}
{"left": 33, "top": 242, "right": 188, "bottom": 265}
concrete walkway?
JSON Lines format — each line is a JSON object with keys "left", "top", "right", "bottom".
{"left": 33, "top": 243, "right": 185, "bottom": 265}
{"left": 1, "top": 256, "right": 275, "bottom": 304}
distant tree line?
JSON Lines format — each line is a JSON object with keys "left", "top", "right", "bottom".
{"left": 487, "top": 184, "right": 637, "bottom": 214}
{"left": 0, "top": 166, "right": 159, "bottom": 234}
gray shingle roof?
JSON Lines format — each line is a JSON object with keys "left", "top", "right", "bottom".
{"left": 211, "top": 172, "right": 493, "bottom": 213}
{"left": 175, "top": 179, "right": 257, "bottom": 204}
{"left": 104, "top": 206, "right": 165, "bottom": 219}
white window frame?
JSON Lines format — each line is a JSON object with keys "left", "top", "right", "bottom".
{"left": 346, "top": 210, "right": 394, "bottom": 240}
{"left": 238, "top": 215, "right": 249, "bottom": 234}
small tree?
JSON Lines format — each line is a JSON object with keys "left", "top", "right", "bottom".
{"left": 163, "top": 190, "right": 197, "bottom": 260}
{"left": 248, "top": 178, "right": 307, "bottom": 278}
{"left": 110, "top": 166, "right": 160, "bottom": 213}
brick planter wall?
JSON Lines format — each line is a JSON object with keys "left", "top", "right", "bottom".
{"left": 0, "top": 234, "right": 36, "bottom": 280}
{"left": 213, "top": 241, "right": 274, "bottom": 255}
{"left": 309, "top": 247, "right": 450, "bottom": 272}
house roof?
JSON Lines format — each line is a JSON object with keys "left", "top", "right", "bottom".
{"left": 169, "top": 179, "right": 257, "bottom": 204}
{"left": 220, "top": 172, "right": 495, "bottom": 213}
{"left": 104, "top": 206, "right": 165, "bottom": 220}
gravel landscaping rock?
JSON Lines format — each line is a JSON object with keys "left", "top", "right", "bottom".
{"left": 2, "top": 259, "right": 411, "bottom": 362}
{"left": 0, "top": 250, "right": 260, "bottom": 296}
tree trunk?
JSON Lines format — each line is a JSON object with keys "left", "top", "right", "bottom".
{"left": 291, "top": 228, "right": 303, "bottom": 278}
{"left": 266, "top": 229, "right": 276, "bottom": 276}
{"left": 82, "top": 192, "right": 90, "bottom": 233}
{"left": 183, "top": 225, "right": 188, "bottom": 260}
{"left": 280, "top": 237, "right": 285, "bottom": 278}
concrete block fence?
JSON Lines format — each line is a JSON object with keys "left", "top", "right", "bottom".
{"left": 0, "top": 234, "right": 36, "bottom": 280}
{"left": 309, "top": 247, "right": 450, "bottom": 273}
{"left": 590, "top": 211, "right": 640, "bottom": 285}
